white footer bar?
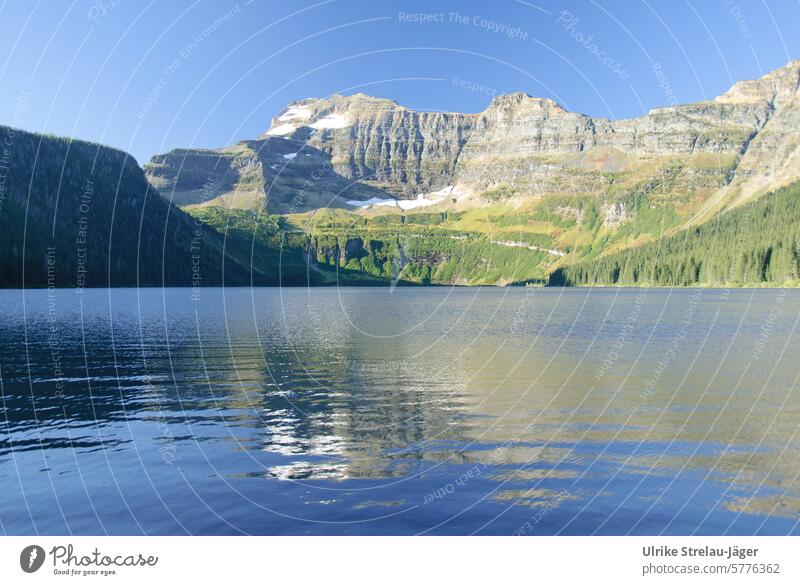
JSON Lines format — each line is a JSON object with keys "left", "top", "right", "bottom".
{"left": 1, "top": 536, "right": 796, "bottom": 584}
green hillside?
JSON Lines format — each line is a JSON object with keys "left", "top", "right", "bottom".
{"left": 188, "top": 206, "right": 549, "bottom": 286}
{"left": 186, "top": 179, "right": 800, "bottom": 289}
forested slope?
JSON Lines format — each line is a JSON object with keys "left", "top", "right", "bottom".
{"left": 549, "top": 181, "right": 800, "bottom": 287}
{"left": 0, "top": 125, "right": 313, "bottom": 288}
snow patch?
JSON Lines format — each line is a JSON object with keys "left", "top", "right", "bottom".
{"left": 283, "top": 153, "right": 297, "bottom": 160}
{"left": 396, "top": 193, "right": 440, "bottom": 210}
{"left": 397, "top": 186, "right": 456, "bottom": 210}
{"left": 310, "top": 113, "right": 350, "bottom": 130}
{"left": 346, "top": 197, "right": 397, "bottom": 208}
{"left": 266, "top": 124, "right": 295, "bottom": 137}
{"left": 278, "top": 107, "right": 312, "bottom": 121}
{"left": 346, "top": 186, "right": 458, "bottom": 210}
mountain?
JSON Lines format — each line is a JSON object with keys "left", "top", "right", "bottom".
{"left": 146, "top": 60, "right": 800, "bottom": 216}
{"left": 142, "top": 60, "right": 800, "bottom": 287}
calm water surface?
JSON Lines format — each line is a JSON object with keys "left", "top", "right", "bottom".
{"left": 1, "top": 287, "right": 799, "bottom": 535}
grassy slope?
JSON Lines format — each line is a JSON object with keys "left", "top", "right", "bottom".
{"left": 187, "top": 176, "right": 800, "bottom": 288}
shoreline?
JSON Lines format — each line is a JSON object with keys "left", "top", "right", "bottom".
{"left": 2, "top": 283, "right": 799, "bottom": 291}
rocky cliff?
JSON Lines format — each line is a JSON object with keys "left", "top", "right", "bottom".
{"left": 145, "top": 60, "right": 800, "bottom": 222}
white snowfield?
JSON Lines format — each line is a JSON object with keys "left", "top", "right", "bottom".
{"left": 346, "top": 186, "right": 459, "bottom": 210}
{"left": 345, "top": 196, "right": 397, "bottom": 208}
{"left": 283, "top": 153, "right": 297, "bottom": 160}
{"left": 396, "top": 192, "right": 445, "bottom": 210}
{"left": 266, "top": 124, "right": 295, "bottom": 136}
{"left": 309, "top": 113, "right": 350, "bottom": 130}
{"left": 266, "top": 110, "right": 350, "bottom": 137}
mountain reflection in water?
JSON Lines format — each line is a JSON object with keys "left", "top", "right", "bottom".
{"left": 0, "top": 287, "right": 798, "bottom": 535}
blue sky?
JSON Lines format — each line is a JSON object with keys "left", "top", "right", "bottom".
{"left": 0, "top": 0, "right": 797, "bottom": 163}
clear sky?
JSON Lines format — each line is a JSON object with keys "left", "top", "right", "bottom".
{"left": 0, "top": 0, "right": 797, "bottom": 164}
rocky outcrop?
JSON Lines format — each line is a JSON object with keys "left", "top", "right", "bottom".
{"left": 144, "top": 136, "right": 391, "bottom": 213}
{"left": 690, "top": 62, "right": 800, "bottom": 220}
{"left": 262, "top": 94, "right": 473, "bottom": 195}
{"left": 601, "top": 202, "right": 628, "bottom": 227}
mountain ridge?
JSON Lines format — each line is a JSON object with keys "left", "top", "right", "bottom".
{"left": 145, "top": 60, "right": 800, "bottom": 223}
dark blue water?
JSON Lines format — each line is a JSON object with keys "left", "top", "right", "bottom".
{"left": 1, "top": 286, "right": 799, "bottom": 535}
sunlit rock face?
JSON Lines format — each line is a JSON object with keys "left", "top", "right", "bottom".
{"left": 146, "top": 60, "right": 800, "bottom": 215}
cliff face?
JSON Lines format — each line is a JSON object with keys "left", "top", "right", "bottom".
{"left": 145, "top": 60, "right": 800, "bottom": 217}
{"left": 691, "top": 61, "right": 800, "bottom": 220}
{"left": 263, "top": 94, "right": 473, "bottom": 195}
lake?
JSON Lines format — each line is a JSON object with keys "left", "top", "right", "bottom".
{"left": 0, "top": 286, "right": 798, "bottom": 535}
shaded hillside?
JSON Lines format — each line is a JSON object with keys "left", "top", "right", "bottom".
{"left": 145, "top": 137, "right": 393, "bottom": 214}
{"left": 0, "top": 126, "right": 313, "bottom": 288}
